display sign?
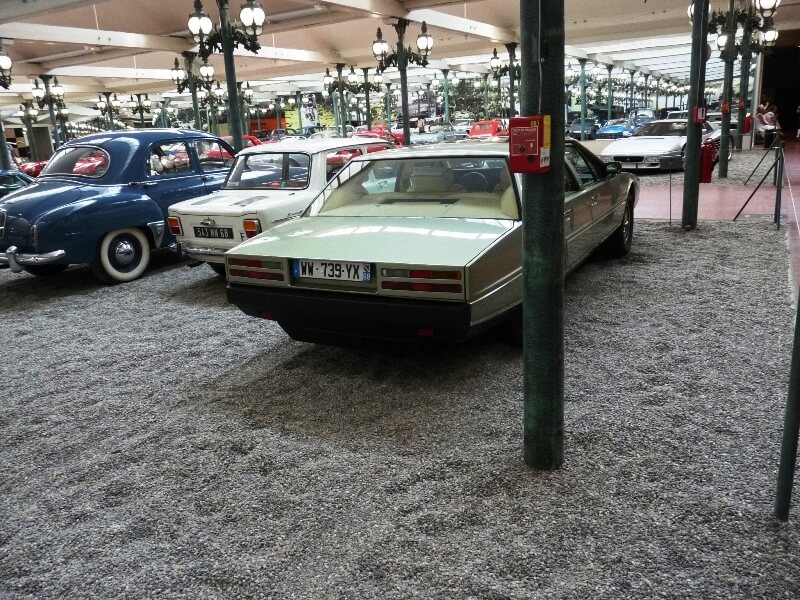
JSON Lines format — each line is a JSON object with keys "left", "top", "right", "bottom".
{"left": 691, "top": 106, "right": 707, "bottom": 124}
{"left": 509, "top": 115, "right": 551, "bottom": 173}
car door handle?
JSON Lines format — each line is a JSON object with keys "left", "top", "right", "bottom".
{"left": 589, "top": 195, "right": 599, "bottom": 206}
{"left": 130, "top": 181, "right": 157, "bottom": 188}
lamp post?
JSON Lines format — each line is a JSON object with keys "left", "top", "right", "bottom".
{"left": 96, "top": 92, "right": 121, "bottom": 130}
{"left": 490, "top": 44, "right": 519, "bottom": 119}
{"left": 20, "top": 101, "right": 40, "bottom": 161}
{"left": 189, "top": 0, "right": 266, "bottom": 153}
{"left": 606, "top": 65, "right": 614, "bottom": 121}
{"left": 171, "top": 51, "right": 213, "bottom": 130}
{"left": 31, "top": 75, "right": 64, "bottom": 148}
{"left": 578, "top": 58, "right": 587, "bottom": 140}
{"left": 127, "top": 93, "right": 152, "bottom": 128}
{"left": 57, "top": 105, "right": 70, "bottom": 141}
{"left": 372, "top": 20, "right": 433, "bottom": 146}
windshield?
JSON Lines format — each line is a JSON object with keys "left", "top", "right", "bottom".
{"left": 40, "top": 145, "right": 110, "bottom": 178}
{"left": 635, "top": 121, "right": 687, "bottom": 137}
{"left": 306, "top": 157, "right": 518, "bottom": 220}
{"left": 224, "top": 152, "right": 310, "bottom": 190}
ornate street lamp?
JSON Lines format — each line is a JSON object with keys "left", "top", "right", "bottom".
{"left": 96, "top": 92, "right": 121, "bottom": 130}
{"left": 372, "top": 20, "right": 433, "bottom": 145}
{"left": 490, "top": 44, "right": 519, "bottom": 118}
{"left": 127, "top": 94, "right": 152, "bottom": 128}
{"left": 707, "top": 0, "right": 782, "bottom": 167}
{"left": 189, "top": 0, "right": 266, "bottom": 152}
{"left": 171, "top": 52, "right": 214, "bottom": 130}
{"left": 19, "top": 101, "right": 41, "bottom": 161}
{"left": 32, "top": 75, "right": 67, "bottom": 148}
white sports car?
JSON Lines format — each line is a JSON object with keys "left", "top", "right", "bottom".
{"left": 599, "top": 118, "right": 727, "bottom": 171}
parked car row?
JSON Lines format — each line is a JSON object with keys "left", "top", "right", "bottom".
{"left": 0, "top": 127, "right": 639, "bottom": 345}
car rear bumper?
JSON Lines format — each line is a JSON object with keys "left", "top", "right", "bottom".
{"left": 0, "top": 246, "right": 66, "bottom": 272}
{"left": 227, "top": 283, "right": 477, "bottom": 344}
{"left": 170, "top": 241, "right": 226, "bottom": 263}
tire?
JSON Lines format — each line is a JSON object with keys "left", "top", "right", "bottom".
{"left": 506, "top": 306, "right": 523, "bottom": 346}
{"left": 208, "top": 262, "right": 226, "bottom": 276}
{"left": 23, "top": 264, "right": 67, "bottom": 277}
{"left": 605, "top": 195, "right": 634, "bottom": 257}
{"left": 91, "top": 228, "right": 151, "bottom": 284}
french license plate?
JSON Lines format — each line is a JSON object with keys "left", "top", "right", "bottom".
{"left": 194, "top": 226, "right": 234, "bottom": 239}
{"left": 292, "top": 259, "right": 371, "bottom": 282}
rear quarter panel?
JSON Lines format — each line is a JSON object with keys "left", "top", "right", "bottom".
{"left": 467, "top": 222, "right": 522, "bottom": 324}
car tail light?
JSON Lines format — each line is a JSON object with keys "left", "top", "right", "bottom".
{"left": 408, "top": 269, "right": 462, "bottom": 280}
{"left": 382, "top": 281, "right": 462, "bottom": 293}
{"left": 167, "top": 216, "right": 182, "bottom": 236}
{"left": 243, "top": 219, "right": 261, "bottom": 238}
{"left": 229, "top": 269, "right": 284, "bottom": 281}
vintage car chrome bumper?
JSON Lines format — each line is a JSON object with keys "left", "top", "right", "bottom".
{"left": 170, "top": 242, "right": 226, "bottom": 262}
{"left": 0, "top": 246, "right": 67, "bottom": 273}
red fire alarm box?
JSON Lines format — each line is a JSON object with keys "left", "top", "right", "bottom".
{"left": 721, "top": 101, "right": 730, "bottom": 114}
{"left": 509, "top": 115, "right": 551, "bottom": 173}
{"left": 691, "top": 106, "right": 707, "bottom": 124}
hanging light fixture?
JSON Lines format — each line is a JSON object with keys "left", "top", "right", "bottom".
{"left": 347, "top": 66, "right": 359, "bottom": 85}
{"left": 416, "top": 22, "right": 433, "bottom": 58}
{"left": 323, "top": 68, "right": 334, "bottom": 88}
{"left": 372, "top": 29, "right": 390, "bottom": 62}
{"left": 755, "top": 0, "right": 781, "bottom": 19}
{"left": 199, "top": 59, "right": 214, "bottom": 82}
{"left": 490, "top": 48, "right": 501, "bottom": 73}
{"left": 170, "top": 57, "right": 187, "bottom": 84}
{"left": 0, "top": 40, "right": 12, "bottom": 89}
{"left": 373, "top": 72, "right": 383, "bottom": 85}
{"left": 239, "top": 0, "right": 267, "bottom": 38}
{"left": 187, "top": 2, "right": 213, "bottom": 44}
{"left": 31, "top": 79, "right": 45, "bottom": 102}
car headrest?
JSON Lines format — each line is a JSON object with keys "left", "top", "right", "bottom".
{"left": 409, "top": 165, "right": 453, "bottom": 193}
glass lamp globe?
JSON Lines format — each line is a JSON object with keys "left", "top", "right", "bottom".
{"left": 416, "top": 22, "right": 433, "bottom": 54}
{"left": 51, "top": 78, "right": 64, "bottom": 99}
{"left": 31, "top": 80, "right": 45, "bottom": 101}
{"left": 0, "top": 53, "right": 12, "bottom": 71}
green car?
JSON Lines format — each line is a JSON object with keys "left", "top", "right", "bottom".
{"left": 225, "top": 141, "right": 638, "bottom": 344}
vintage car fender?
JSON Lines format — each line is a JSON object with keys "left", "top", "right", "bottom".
{"left": 28, "top": 185, "right": 166, "bottom": 264}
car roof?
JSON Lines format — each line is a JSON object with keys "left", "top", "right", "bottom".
{"left": 65, "top": 128, "right": 221, "bottom": 146}
{"left": 238, "top": 136, "right": 391, "bottom": 155}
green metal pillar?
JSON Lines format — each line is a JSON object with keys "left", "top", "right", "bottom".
{"left": 40, "top": 76, "right": 61, "bottom": 149}
{"left": 578, "top": 59, "right": 587, "bottom": 140}
{"left": 629, "top": 71, "right": 635, "bottom": 112}
{"left": 362, "top": 68, "right": 372, "bottom": 130}
{"left": 521, "top": 0, "right": 565, "bottom": 470}
{"left": 506, "top": 43, "right": 518, "bottom": 118}
{"left": 654, "top": 77, "right": 660, "bottom": 113}
{"left": 336, "top": 64, "right": 349, "bottom": 138}
{"left": 0, "top": 118, "right": 12, "bottom": 170}
{"left": 218, "top": 0, "right": 243, "bottom": 153}
{"left": 606, "top": 65, "right": 613, "bottom": 122}
{"left": 483, "top": 74, "right": 490, "bottom": 118}
{"left": 296, "top": 91, "right": 304, "bottom": 132}
{"left": 442, "top": 69, "right": 451, "bottom": 123}
{"left": 332, "top": 92, "right": 340, "bottom": 133}
{"left": 394, "top": 20, "right": 412, "bottom": 146}
{"left": 776, "top": 289, "right": 800, "bottom": 521}
{"left": 718, "top": 0, "right": 735, "bottom": 178}
{"left": 682, "top": 0, "right": 710, "bottom": 230}
{"left": 736, "top": 27, "right": 753, "bottom": 151}
{"left": 385, "top": 83, "right": 393, "bottom": 122}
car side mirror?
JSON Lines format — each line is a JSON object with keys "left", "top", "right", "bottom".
{"left": 605, "top": 161, "right": 622, "bottom": 176}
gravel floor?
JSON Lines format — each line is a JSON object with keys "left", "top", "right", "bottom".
{"left": 1, "top": 219, "right": 799, "bottom": 599}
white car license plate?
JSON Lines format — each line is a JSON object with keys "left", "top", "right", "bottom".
{"left": 292, "top": 259, "right": 371, "bottom": 282}
{"left": 194, "top": 226, "right": 234, "bottom": 239}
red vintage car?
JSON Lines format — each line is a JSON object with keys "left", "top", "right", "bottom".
{"left": 467, "top": 119, "right": 509, "bottom": 141}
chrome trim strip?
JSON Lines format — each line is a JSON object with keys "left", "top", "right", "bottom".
{"left": 0, "top": 246, "right": 66, "bottom": 273}
{"left": 181, "top": 244, "right": 227, "bottom": 259}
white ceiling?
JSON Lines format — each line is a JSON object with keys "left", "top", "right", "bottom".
{"left": 0, "top": 0, "right": 797, "bottom": 108}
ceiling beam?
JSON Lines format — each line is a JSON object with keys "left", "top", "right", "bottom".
{"left": 406, "top": 9, "right": 516, "bottom": 43}
{"left": 0, "top": 22, "right": 191, "bottom": 53}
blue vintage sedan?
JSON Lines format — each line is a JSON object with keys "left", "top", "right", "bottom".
{"left": 0, "top": 129, "right": 233, "bottom": 282}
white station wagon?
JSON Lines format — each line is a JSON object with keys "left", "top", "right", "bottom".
{"left": 168, "top": 137, "right": 394, "bottom": 274}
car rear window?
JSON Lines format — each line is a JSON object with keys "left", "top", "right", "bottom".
{"left": 307, "top": 157, "right": 518, "bottom": 220}
{"left": 636, "top": 122, "right": 687, "bottom": 136}
{"left": 40, "top": 146, "right": 110, "bottom": 178}
{"left": 224, "top": 152, "right": 310, "bottom": 189}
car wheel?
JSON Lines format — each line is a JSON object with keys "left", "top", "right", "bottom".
{"left": 506, "top": 305, "right": 523, "bottom": 346}
{"left": 23, "top": 264, "right": 68, "bottom": 277}
{"left": 91, "top": 228, "right": 151, "bottom": 284}
{"left": 604, "top": 194, "right": 634, "bottom": 257}
{"left": 208, "top": 262, "right": 226, "bottom": 276}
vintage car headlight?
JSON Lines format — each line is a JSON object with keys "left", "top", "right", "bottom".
{"left": 644, "top": 155, "right": 663, "bottom": 162}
